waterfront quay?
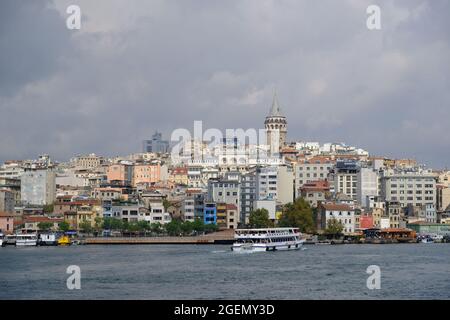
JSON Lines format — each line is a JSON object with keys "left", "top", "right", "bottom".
{"left": 84, "top": 230, "right": 234, "bottom": 245}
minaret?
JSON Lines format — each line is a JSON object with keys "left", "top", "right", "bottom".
{"left": 264, "top": 91, "right": 287, "bottom": 154}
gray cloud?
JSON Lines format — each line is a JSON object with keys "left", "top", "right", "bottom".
{"left": 0, "top": 0, "right": 449, "bottom": 168}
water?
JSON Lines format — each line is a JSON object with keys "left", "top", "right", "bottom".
{"left": 1, "top": 244, "right": 449, "bottom": 299}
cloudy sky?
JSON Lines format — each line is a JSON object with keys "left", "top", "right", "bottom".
{"left": 1, "top": 0, "right": 449, "bottom": 168}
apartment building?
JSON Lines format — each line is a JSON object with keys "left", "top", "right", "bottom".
{"left": 294, "top": 157, "right": 334, "bottom": 198}
{"left": 332, "top": 160, "right": 360, "bottom": 201}
{"left": 380, "top": 169, "right": 436, "bottom": 208}
{"left": 21, "top": 169, "right": 56, "bottom": 205}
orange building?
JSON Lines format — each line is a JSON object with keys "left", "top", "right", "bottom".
{"left": 0, "top": 212, "right": 15, "bottom": 234}
{"left": 133, "top": 164, "right": 161, "bottom": 187}
{"left": 106, "top": 164, "right": 133, "bottom": 184}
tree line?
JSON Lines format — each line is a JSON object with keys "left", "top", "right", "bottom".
{"left": 248, "top": 197, "right": 344, "bottom": 236}
{"left": 38, "top": 217, "right": 218, "bottom": 237}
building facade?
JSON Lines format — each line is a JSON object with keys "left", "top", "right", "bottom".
{"left": 294, "top": 157, "right": 334, "bottom": 197}
{"left": 21, "top": 169, "right": 56, "bottom": 205}
{"left": 318, "top": 203, "right": 356, "bottom": 234}
{"left": 380, "top": 169, "right": 436, "bottom": 208}
{"left": 0, "top": 189, "right": 15, "bottom": 212}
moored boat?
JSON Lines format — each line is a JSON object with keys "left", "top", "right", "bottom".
{"left": 16, "top": 234, "right": 38, "bottom": 246}
{"left": 421, "top": 237, "right": 434, "bottom": 244}
{"left": 5, "top": 234, "right": 16, "bottom": 246}
{"left": 57, "top": 235, "right": 71, "bottom": 246}
{"left": 231, "top": 227, "right": 304, "bottom": 252}
{"left": 39, "top": 233, "right": 58, "bottom": 246}
{"left": 0, "top": 232, "right": 4, "bottom": 247}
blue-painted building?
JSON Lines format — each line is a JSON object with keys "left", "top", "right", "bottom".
{"left": 203, "top": 202, "right": 217, "bottom": 225}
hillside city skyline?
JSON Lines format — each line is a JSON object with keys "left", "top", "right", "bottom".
{"left": 1, "top": 1, "right": 450, "bottom": 168}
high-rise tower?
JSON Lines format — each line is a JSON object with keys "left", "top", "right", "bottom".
{"left": 264, "top": 92, "right": 287, "bottom": 154}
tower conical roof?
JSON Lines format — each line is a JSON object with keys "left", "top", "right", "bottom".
{"left": 269, "top": 91, "right": 283, "bottom": 117}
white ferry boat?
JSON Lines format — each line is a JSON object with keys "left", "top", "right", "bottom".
{"left": 231, "top": 228, "right": 305, "bottom": 252}
{"left": 16, "top": 234, "right": 38, "bottom": 247}
{"left": 5, "top": 234, "right": 16, "bottom": 246}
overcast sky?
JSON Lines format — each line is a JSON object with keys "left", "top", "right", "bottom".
{"left": 0, "top": 0, "right": 449, "bottom": 168}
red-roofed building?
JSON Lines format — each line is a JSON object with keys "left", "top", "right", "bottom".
{"left": 23, "top": 216, "right": 63, "bottom": 232}
{"left": 294, "top": 157, "right": 335, "bottom": 198}
{"left": 54, "top": 197, "right": 101, "bottom": 215}
{"left": 299, "top": 180, "right": 331, "bottom": 208}
{"left": 169, "top": 167, "right": 188, "bottom": 185}
{"left": 318, "top": 202, "right": 356, "bottom": 234}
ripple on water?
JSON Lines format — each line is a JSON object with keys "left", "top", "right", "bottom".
{"left": 1, "top": 244, "right": 449, "bottom": 299}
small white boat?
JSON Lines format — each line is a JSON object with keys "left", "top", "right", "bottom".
{"left": 71, "top": 239, "right": 81, "bottom": 245}
{"left": 231, "top": 227, "right": 305, "bottom": 252}
{"left": 16, "top": 234, "right": 38, "bottom": 246}
{"left": 421, "top": 237, "right": 434, "bottom": 244}
{"left": 0, "top": 233, "right": 4, "bottom": 247}
{"left": 431, "top": 234, "right": 443, "bottom": 242}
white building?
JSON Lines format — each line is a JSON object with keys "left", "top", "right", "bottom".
{"left": 380, "top": 169, "right": 436, "bottom": 208}
{"left": 56, "top": 169, "right": 89, "bottom": 187}
{"left": 182, "top": 197, "right": 195, "bottom": 222}
{"left": 71, "top": 154, "right": 104, "bottom": 169}
{"left": 21, "top": 169, "right": 56, "bottom": 205}
{"left": 207, "top": 179, "right": 240, "bottom": 208}
{"left": 256, "top": 165, "right": 293, "bottom": 205}
{"left": 332, "top": 160, "right": 360, "bottom": 201}
{"left": 255, "top": 199, "right": 277, "bottom": 220}
{"left": 141, "top": 192, "right": 172, "bottom": 224}
{"left": 357, "top": 167, "right": 379, "bottom": 208}
{"left": 319, "top": 203, "right": 356, "bottom": 234}
{"left": 380, "top": 217, "right": 390, "bottom": 229}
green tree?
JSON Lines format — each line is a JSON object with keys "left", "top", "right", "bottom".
{"left": 122, "top": 221, "right": 130, "bottom": 232}
{"left": 102, "top": 217, "right": 123, "bottom": 231}
{"left": 43, "top": 204, "right": 54, "bottom": 213}
{"left": 249, "top": 209, "right": 273, "bottom": 228}
{"left": 58, "top": 221, "right": 70, "bottom": 232}
{"left": 126, "top": 222, "right": 141, "bottom": 233}
{"left": 165, "top": 219, "right": 182, "bottom": 236}
{"left": 192, "top": 219, "right": 205, "bottom": 234}
{"left": 180, "top": 221, "right": 193, "bottom": 235}
{"left": 324, "top": 218, "right": 344, "bottom": 238}
{"left": 37, "top": 222, "right": 53, "bottom": 231}
{"left": 94, "top": 217, "right": 103, "bottom": 231}
{"left": 278, "top": 198, "right": 316, "bottom": 233}
{"left": 137, "top": 220, "right": 150, "bottom": 232}
{"left": 204, "top": 223, "right": 218, "bottom": 233}
{"left": 79, "top": 221, "right": 93, "bottom": 234}
{"left": 150, "top": 222, "right": 163, "bottom": 234}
